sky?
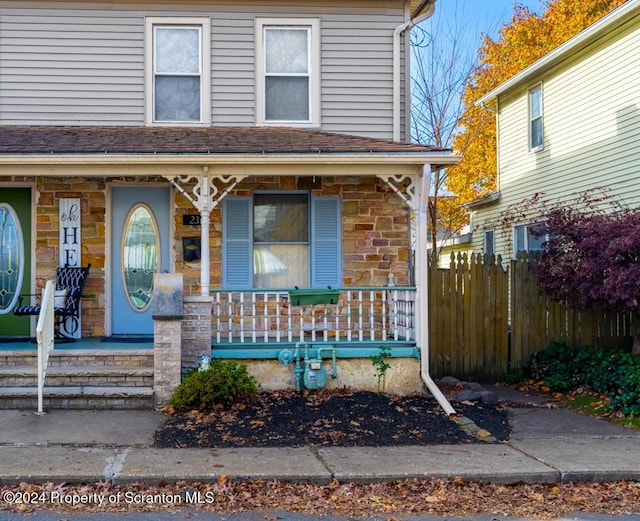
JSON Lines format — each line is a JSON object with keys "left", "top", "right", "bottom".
{"left": 428, "top": 0, "right": 543, "bottom": 51}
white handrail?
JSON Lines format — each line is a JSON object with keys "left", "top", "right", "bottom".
{"left": 36, "top": 279, "right": 55, "bottom": 415}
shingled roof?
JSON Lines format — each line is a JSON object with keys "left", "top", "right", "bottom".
{"left": 0, "top": 126, "right": 448, "bottom": 156}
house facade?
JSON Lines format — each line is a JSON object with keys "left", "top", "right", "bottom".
{"left": 0, "top": 0, "right": 460, "bottom": 406}
{"left": 463, "top": 0, "right": 640, "bottom": 261}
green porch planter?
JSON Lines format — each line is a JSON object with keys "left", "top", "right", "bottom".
{"left": 288, "top": 287, "right": 341, "bottom": 305}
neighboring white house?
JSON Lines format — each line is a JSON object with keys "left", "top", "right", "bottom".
{"left": 465, "top": 0, "right": 640, "bottom": 260}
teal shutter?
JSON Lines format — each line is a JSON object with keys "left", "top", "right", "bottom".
{"left": 222, "top": 197, "right": 252, "bottom": 288}
{"left": 311, "top": 196, "right": 341, "bottom": 287}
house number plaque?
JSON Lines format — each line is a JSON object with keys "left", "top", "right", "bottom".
{"left": 182, "top": 214, "right": 201, "bottom": 226}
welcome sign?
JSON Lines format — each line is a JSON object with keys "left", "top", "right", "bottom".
{"left": 60, "top": 198, "right": 81, "bottom": 268}
{"left": 59, "top": 198, "right": 82, "bottom": 338}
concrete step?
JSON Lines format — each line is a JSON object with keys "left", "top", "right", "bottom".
{"left": 0, "top": 386, "right": 155, "bottom": 410}
{"left": 0, "top": 349, "right": 156, "bottom": 409}
{"left": 0, "top": 366, "right": 153, "bottom": 387}
{"left": 0, "top": 349, "right": 154, "bottom": 368}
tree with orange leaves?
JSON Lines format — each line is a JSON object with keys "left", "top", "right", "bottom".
{"left": 440, "top": 0, "right": 628, "bottom": 251}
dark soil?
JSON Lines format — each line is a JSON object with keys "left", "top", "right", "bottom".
{"left": 153, "top": 389, "right": 510, "bottom": 448}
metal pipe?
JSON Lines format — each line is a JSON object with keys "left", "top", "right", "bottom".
{"left": 317, "top": 346, "right": 338, "bottom": 378}
{"left": 392, "top": 1, "right": 436, "bottom": 141}
{"left": 416, "top": 164, "right": 456, "bottom": 415}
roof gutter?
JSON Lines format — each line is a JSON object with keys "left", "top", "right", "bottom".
{"left": 0, "top": 152, "right": 461, "bottom": 166}
{"left": 393, "top": 0, "right": 437, "bottom": 141}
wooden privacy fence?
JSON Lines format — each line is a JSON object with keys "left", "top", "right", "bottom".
{"left": 428, "top": 251, "right": 632, "bottom": 382}
{"left": 429, "top": 253, "right": 509, "bottom": 381}
{"left": 510, "top": 251, "right": 633, "bottom": 368}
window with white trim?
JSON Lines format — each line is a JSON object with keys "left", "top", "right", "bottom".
{"left": 223, "top": 193, "right": 341, "bottom": 289}
{"left": 484, "top": 229, "right": 494, "bottom": 256}
{"left": 529, "top": 84, "right": 543, "bottom": 151}
{"left": 255, "top": 18, "right": 320, "bottom": 126}
{"left": 514, "top": 223, "right": 547, "bottom": 258}
{"left": 145, "top": 17, "right": 211, "bottom": 124}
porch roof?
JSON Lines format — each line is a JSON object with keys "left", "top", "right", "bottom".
{"left": 0, "top": 125, "right": 447, "bottom": 156}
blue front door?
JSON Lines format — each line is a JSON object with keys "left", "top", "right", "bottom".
{"left": 111, "top": 187, "right": 170, "bottom": 335}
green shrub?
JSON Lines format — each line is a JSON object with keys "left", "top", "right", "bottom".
{"left": 527, "top": 342, "right": 640, "bottom": 416}
{"left": 170, "top": 360, "right": 258, "bottom": 411}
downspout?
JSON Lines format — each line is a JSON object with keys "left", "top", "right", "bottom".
{"left": 393, "top": 0, "right": 436, "bottom": 141}
{"left": 416, "top": 164, "right": 456, "bottom": 415}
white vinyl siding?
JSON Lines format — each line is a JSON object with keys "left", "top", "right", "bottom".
{"left": 0, "top": 3, "right": 404, "bottom": 139}
{"left": 471, "top": 15, "right": 640, "bottom": 259}
{"left": 0, "top": 12, "right": 144, "bottom": 124}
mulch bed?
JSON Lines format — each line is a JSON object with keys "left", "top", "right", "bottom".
{"left": 153, "top": 389, "right": 511, "bottom": 448}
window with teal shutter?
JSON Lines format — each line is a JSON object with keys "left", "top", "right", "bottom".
{"left": 311, "top": 197, "right": 341, "bottom": 287}
{"left": 222, "top": 197, "right": 253, "bottom": 288}
{"left": 222, "top": 194, "right": 341, "bottom": 288}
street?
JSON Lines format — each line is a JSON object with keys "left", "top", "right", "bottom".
{"left": 0, "top": 511, "right": 639, "bottom": 521}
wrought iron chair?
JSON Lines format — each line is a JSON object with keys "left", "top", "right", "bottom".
{"left": 13, "top": 264, "right": 91, "bottom": 341}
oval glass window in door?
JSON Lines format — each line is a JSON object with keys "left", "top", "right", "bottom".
{"left": 121, "top": 204, "right": 160, "bottom": 312}
{"left": 0, "top": 204, "right": 25, "bottom": 313}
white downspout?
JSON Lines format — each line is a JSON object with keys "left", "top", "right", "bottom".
{"left": 393, "top": 1, "right": 436, "bottom": 141}
{"left": 416, "top": 164, "right": 456, "bottom": 415}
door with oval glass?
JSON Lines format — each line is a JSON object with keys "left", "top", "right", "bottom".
{"left": 0, "top": 188, "right": 31, "bottom": 336}
{"left": 111, "top": 187, "right": 170, "bottom": 335}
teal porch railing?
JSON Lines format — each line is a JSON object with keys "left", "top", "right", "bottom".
{"left": 210, "top": 286, "right": 416, "bottom": 347}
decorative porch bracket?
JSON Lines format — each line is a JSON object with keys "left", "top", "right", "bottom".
{"left": 164, "top": 168, "right": 247, "bottom": 295}
{"left": 376, "top": 174, "right": 418, "bottom": 210}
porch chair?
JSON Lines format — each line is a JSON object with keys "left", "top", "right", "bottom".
{"left": 13, "top": 264, "right": 91, "bottom": 341}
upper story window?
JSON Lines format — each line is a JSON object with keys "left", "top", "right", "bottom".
{"left": 145, "top": 17, "right": 211, "bottom": 125}
{"left": 255, "top": 18, "right": 320, "bottom": 127}
{"left": 514, "top": 222, "right": 547, "bottom": 258}
{"left": 528, "top": 84, "right": 543, "bottom": 151}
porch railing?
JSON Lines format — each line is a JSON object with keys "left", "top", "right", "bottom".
{"left": 36, "top": 279, "right": 55, "bottom": 414}
{"left": 211, "top": 287, "right": 416, "bottom": 345}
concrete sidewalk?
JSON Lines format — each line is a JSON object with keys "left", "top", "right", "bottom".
{"left": 1, "top": 386, "right": 639, "bottom": 485}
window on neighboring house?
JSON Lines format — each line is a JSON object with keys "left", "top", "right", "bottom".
{"left": 145, "top": 17, "right": 211, "bottom": 124}
{"left": 514, "top": 223, "right": 547, "bottom": 257}
{"left": 256, "top": 18, "right": 320, "bottom": 126}
{"left": 529, "top": 84, "right": 543, "bottom": 150}
{"left": 484, "top": 229, "right": 494, "bottom": 256}
{"left": 223, "top": 193, "right": 341, "bottom": 288}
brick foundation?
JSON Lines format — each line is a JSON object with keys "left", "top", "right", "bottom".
{"left": 153, "top": 319, "right": 182, "bottom": 405}
{"left": 182, "top": 295, "right": 213, "bottom": 375}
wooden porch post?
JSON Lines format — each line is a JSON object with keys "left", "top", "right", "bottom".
{"left": 199, "top": 168, "right": 211, "bottom": 296}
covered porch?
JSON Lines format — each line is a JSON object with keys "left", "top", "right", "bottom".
{"left": 0, "top": 126, "right": 459, "bottom": 411}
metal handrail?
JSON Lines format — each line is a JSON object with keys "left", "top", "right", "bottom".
{"left": 36, "top": 280, "right": 55, "bottom": 415}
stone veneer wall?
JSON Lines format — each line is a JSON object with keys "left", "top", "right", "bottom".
{"left": 175, "top": 176, "right": 412, "bottom": 293}
{"left": 34, "top": 177, "right": 107, "bottom": 337}
{"left": 29, "top": 175, "right": 411, "bottom": 336}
